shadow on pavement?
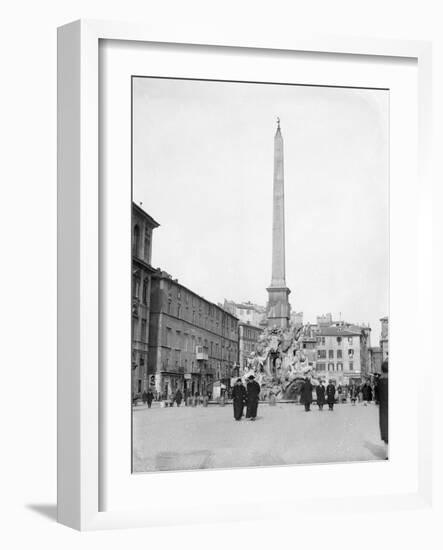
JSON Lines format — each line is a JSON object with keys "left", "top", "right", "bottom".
{"left": 363, "top": 441, "right": 386, "bottom": 460}
{"left": 26, "top": 504, "right": 57, "bottom": 522}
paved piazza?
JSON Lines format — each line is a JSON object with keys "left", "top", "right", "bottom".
{"left": 132, "top": 402, "right": 386, "bottom": 472}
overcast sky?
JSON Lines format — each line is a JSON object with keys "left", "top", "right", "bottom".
{"left": 133, "top": 77, "right": 389, "bottom": 343}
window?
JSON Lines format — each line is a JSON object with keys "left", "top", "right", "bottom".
{"left": 142, "top": 278, "right": 149, "bottom": 304}
{"left": 317, "top": 350, "right": 326, "bottom": 359}
{"left": 133, "top": 277, "right": 140, "bottom": 299}
{"left": 177, "top": 304, "right": 181, "bottom": 318}
{"left": 348, "top": 349, "right": 354, "bottom": 358}
{"left": 328, "top": 363, "right": 334, "bottom": 371}
{"left": 144, "top": 230, "right": 151, "bottom": 261}
{"left": 166, "top": 327, "right": 172, "bottom": 347}
{"left": 337, "top": 350, "right": 342, "bottom": 359}
{"left": 141, "top": 319, "right": 147, "bottom": 342}
{"left": 328, "top": 350, "right": 334, "bottom": 359}
{"left": 316, "top": 363, "right": 326, "bottom": 371}
{"left": 349, "top": 362, "right": 354, "bottom": 371}
{"left": 176, "top": 331, "right": 181, "bottom": 349}
{"left": 167, "top": 300, "right": 172, "bottom": 314}
{"left": 133, "top": 225, "right": 140, "bottom": 256}
{"left": 336, "top": 336, "right": 342, "bottom": 344}
{"left": 348, "top": 337, "right": 353, "bottom": 344}
{"left": 337, "top": 362, "right": 343, "bottom": 371}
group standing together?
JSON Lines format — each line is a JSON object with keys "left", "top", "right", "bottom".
{"left": 300, "top": 379, "right": 337, "bottom": 412}
{"left": 232, "top": 375, "right": 261, "bottom": 421}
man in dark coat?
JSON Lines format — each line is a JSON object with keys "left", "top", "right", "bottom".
{"left": 146, "top": 389, "right": 154, "bottom": 408}
{"left": 378, "top": 361, "right": 389, "bottom": 458}
{"left": 300, "top": 377, "right": 313, "bottom": 411}
{"left": 246, "top": 375, "right": 260, "bottom": 420}
{"left": 175, "top": 388, "right": 183, "bottom": 407}
{"left": 349, "top": 383, "right": 358, "bottom": 405}
{"left": 361, "top": 381, "right": 373, "bottom": 405}
{"left": 232, "top": 378, "right": 247, "bottom": 421}
{"left": 326, "top": 381, "right": 336, "bottom": 411}
{"left": 373, "top": 374, "right": 380, "bottom": 404}
{"left": 316, "top": 380, "right": 326, "bottom": 411}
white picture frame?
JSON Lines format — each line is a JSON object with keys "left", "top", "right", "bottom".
{"left": 57, "top": 19, "right": 433, "bottom": 531}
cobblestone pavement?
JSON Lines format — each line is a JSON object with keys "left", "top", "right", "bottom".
{"left": 132, "top": 402, "right": 386, "bottom": 473}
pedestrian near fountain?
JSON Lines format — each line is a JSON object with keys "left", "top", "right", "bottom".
{"left": 300, "top": 377, "right": 313, "bottom": 411}
{"left": 146, "top": 388, "right": 154, "bottom": 408}
{"left": 232, "top": 378, "right": 247, "bottom": 421}
{"left": 246, "top": 375, "right": 261, "bottom": 420}
{"left": 349, "top": 383, "right": 358, "bottom": 405}
{"left": 326, "top": 380, "right": 336, "bottom": 411}
{"left": 378, "top": 360, "right": 389, "bottom": 458}
{"left": 361, "top": 380, "right": 373, "bottom": 405}
{"left": 316, "top": 380, "right": 326, "bottom": 411}
{"left": 175, "top": 388, "right": 183, "bottom": 407}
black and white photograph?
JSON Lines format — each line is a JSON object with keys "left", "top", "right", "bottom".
{"left": 131, "top": 76, "right": 389, "bottom": 473}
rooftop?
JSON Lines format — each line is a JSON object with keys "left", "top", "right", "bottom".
{"left": 152, "top": 269, "right": 239, "bottom": 321}
{"left": 132, "top": 202, "right": 160, "bottom": 228}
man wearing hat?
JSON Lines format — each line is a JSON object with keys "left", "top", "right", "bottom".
{"left": 245, "top": 374, "right": 261, "bottom": 421}
{"left": 231, "top": 378, "right": 247, "bottom": 421}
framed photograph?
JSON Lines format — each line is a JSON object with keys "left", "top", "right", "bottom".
{"left": 57, "top": 20, "right": 433, "bottom": 530}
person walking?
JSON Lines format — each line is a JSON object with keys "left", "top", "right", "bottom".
{"left": 361, "top": 380, "right": 373, "bottom": 405}
{"left": 378, "top": 361, "right": 389, "bottom": 458}
{"left": 142, "top": 390, "right": 148, "bottom": 405}
{"left": 245, "top": 375, "right": 260, "bottom": 421}
{"left": 300, "top": 377, "right": 313, "bottom": 411}
{"left": 326, "top": 380, "right": 336, "bottom": 411}
{"left": 373, "top": 374, "right": 380, "bottom": 404}
{"left": 349, "top": 383, "right": 358, "bottom": 405}
{"left": 146, "top": 388, "right": 154, "bottom": 408}
{"left": 231, "top": 378, "right": 247, "bottom": 421}
{"left": 175, "top": 388, "right": 183, "bottom": 407}
{"left": 316, "top": 380, "right": 326, "bottom": 411}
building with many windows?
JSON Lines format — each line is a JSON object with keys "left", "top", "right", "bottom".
{"left": 131, "top": 203, "right": 160, "bottom": 396}
{"left": 314, "top": 321, "right": 371, "bottom": 384}
{"left": 148, "top": 272, "right": 239, "bottom": 399}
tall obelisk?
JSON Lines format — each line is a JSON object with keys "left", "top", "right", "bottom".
{"left": 266, "top": 118, "right": 291, "bottom": 328}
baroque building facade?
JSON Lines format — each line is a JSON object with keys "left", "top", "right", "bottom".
{"left": 131, "top": 203, "right": 160, "bottom": 395}
{"left": 148, "top": 271, "right": 239, "bottom": 398}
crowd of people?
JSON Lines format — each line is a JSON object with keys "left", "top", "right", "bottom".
{"left": 299, "top": 376, "right": 381, "bottom": 412}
